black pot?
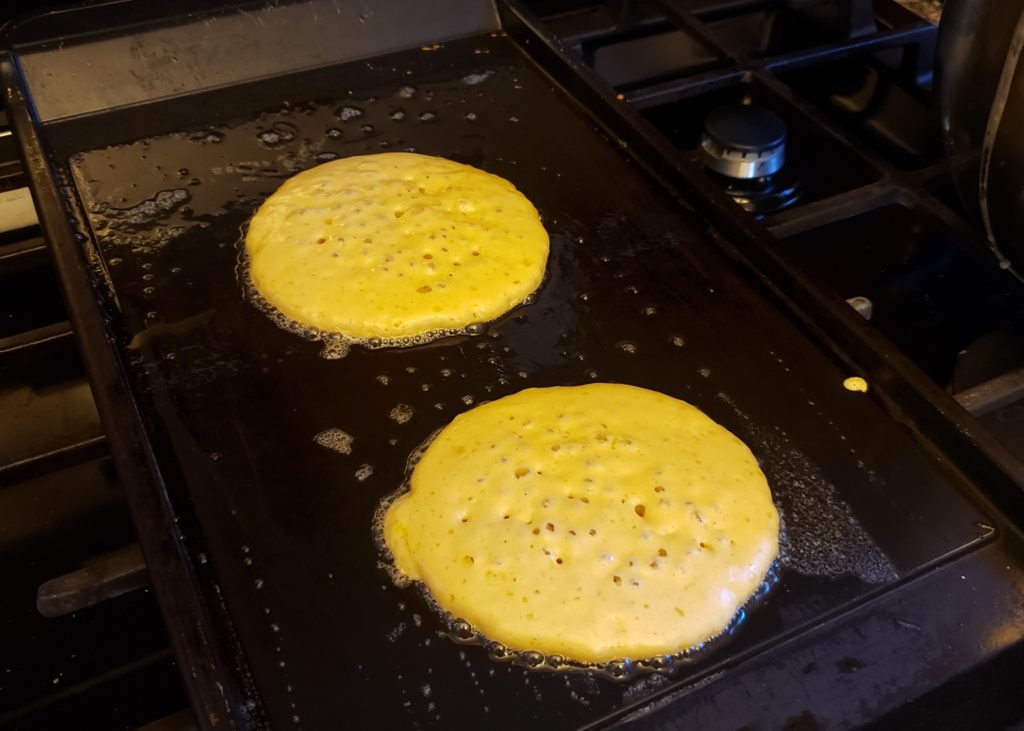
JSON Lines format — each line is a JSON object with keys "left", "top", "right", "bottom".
{"left": 936, "top": 0, "right": 1024, "bottom": 272}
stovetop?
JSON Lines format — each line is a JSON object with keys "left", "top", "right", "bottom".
{"left": 0, "top": 57, "right": 191, "bottom": 731}
{"left": 525, "top": 0, "right": 1024, "bottom": 465}
{"left": 2, "top": 1, "right": 1024, "bottom": 730}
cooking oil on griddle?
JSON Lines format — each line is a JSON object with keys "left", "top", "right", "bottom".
{"left": 313, "top": 427, "right": 354, "bottom": 455}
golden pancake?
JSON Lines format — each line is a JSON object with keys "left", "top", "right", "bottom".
{"left": 245, "top": 152, "right": 549, "bottom": 341}
{"left": 383, "top": 383, "right": 779, "bottom": 664}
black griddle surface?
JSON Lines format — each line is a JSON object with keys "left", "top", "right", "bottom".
{"left": 60, "top": 34, "right": 990, "bottom": 729}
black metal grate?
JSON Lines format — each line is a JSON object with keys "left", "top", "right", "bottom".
{"left": 513, "top": 0, "right": 1024, "bottom": 472}
{"left": 0, "top": 61, "right": 191, "bottom": 731}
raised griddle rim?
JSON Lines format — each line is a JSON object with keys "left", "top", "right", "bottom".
{"left": 0, "top": 59, "right": 264, "bottom": 731}
{"left": 498, "top": 0, "right": 1024, "bottom": 523}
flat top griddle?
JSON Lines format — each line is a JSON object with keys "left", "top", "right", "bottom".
{"left": 2, "top": 2, "right": 995, "bottom": 728}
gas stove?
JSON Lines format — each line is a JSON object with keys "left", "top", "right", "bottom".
{"left": 528, "top": 0, "right": 1024, "bottom": 432}
{"left": 0, "top": 22, "right": 190, "bottom": 731}
{"left": 2, "top": 1, "right": 1024, "bottom": 730}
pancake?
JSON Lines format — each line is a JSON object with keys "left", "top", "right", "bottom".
{"left": 245, "top": 152, "right": 549, "bottom": 342}
{"left": 382, "top": 383, "right": 779, "bottom": 664}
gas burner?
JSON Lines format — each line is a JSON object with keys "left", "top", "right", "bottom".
{"left": 700, "top": 104, "right": 800, "bottom": 214}
{"left": 701, "top": 104, "right": 786, "bottom": 179}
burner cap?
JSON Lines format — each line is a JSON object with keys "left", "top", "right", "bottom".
{"left": 701, "top": 104, "right": 787, "bottom": 180}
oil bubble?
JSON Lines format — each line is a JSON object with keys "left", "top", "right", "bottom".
{"left": 319, "top": 339, "right": 351, "bottom": 359}
{"left": 605, "top": 660, "right": 631, "bottom": 679}
{"left": 616, "top": 341, "right": 638, "bottom": 354}
{"left": 355, "top": 464, "right": 374, "bottom": 481}
{"left": 522, "top": 651, "right": 545, "bottom": 668}
{"left": 449, "top": 619, "right": 474, "bottom": 640}
{"left": 487, "top": 642, "right": 511, "bottom": 661}
{"left": 314, "top": 428, "right": 353, "bottom": 455}
{"left": 190, "top": 127, "right": 224, "bottom": 144}
{"left": 337, "top": 106, "right": 364, "bottom": 121}
{"left": 96, "top": 188, "right": 189, "bottom": 227}
{"left": 462, "top": 71, "right": 495, "bottom": 86}
{"left": 389, "top": 404, "right": 414, "bottom": 424}
{"left": 256, "top": 122, "right": 297, "bottom": 148}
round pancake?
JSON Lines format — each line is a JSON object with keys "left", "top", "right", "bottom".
{"left": 245, "top": 152, "right": 549, "bottom": 341}
{"left": 383, "top": 383, "right": 779, "bottom": 664}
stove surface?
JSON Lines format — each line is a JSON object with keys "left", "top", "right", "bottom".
{"left": 3, "top": 1, "right": 1024, "bottom": 730}
{"left": 527, "top": 0, "right": 1024, "bottom": 468}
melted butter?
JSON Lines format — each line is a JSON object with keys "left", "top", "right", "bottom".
{"left": 245, "top": 152, "right": 548, "bottom": 340}
{"left": 383, "top": 383, "right": 779, "bottom": 664}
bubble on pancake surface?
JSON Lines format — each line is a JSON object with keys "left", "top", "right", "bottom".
{"left": 378, "top": 384, "right": 780, "bottom": 673}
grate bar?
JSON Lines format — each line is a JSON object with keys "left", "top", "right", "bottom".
{"left": 37, "top": 543, "right": 149, "bottom": 618}
{"left": 955, "top": 369, "right": 1024, "bottom": 417}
